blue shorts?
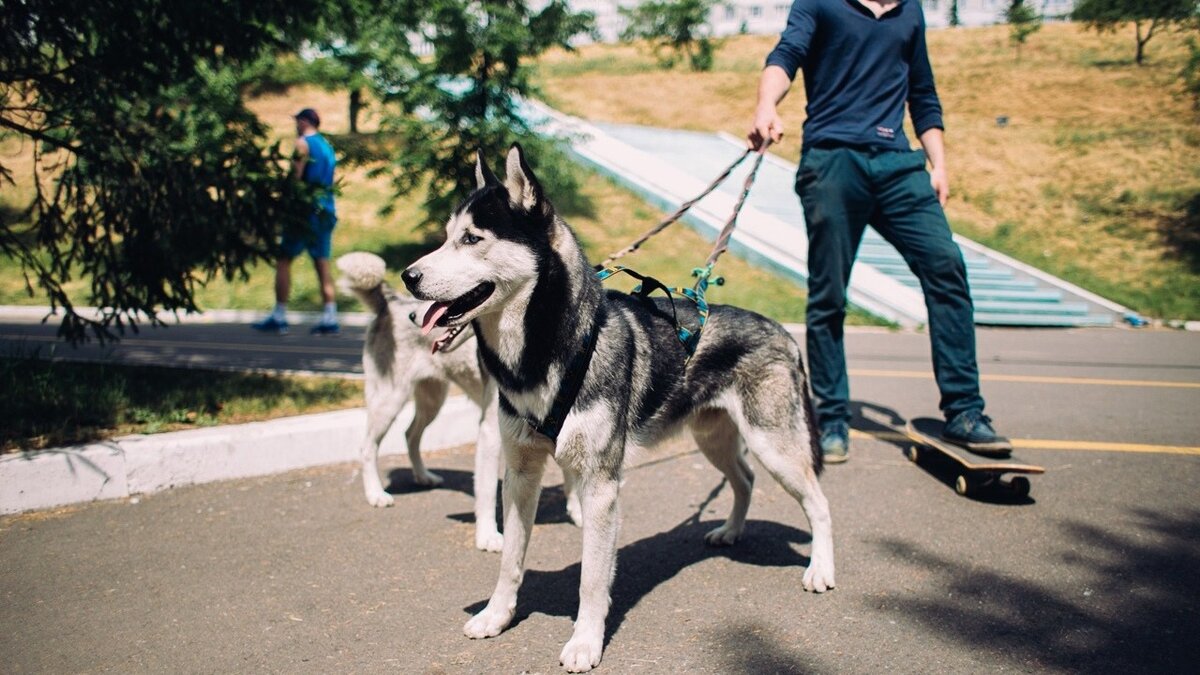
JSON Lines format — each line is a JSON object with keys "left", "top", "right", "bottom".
{"left": 280, "top": 212, "right": 336, "bottom": 260}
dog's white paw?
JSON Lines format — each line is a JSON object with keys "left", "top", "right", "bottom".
{"left": 463, "top": 606, "right": 513, "bottom": 639}
{"left": 413, "top": 470, "right": 443, "bottom": 487}
{"left": 364, "top": 488, "right": 394, "bottom": 508}
{"left": 802, "top": 555, "right": 836, "bottom": 593}
{"left": 703, "top": 523, "right": 743, "bottom": 547}
{"left": 475, "top": 530, "right": 504, "bottom": 553}
{"left": 559, "top": 634, "right": 603, "bottom": 672}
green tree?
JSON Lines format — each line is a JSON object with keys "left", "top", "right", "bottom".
{"left": 244, "top": 0, "right": 388, "bottom": 134}
{"left": 0, "top": 0, "right": 324, "bottom": 341}
{"left": 619, "top": 0, "right": 719, "bottom": 71}
{"left": 372, "top": 0, "right": 595, "bottom": 229}
{"left": 1006, "top": 1, "right": 1043, "bottom": 61}
{"left": 1071, "top": 0, "right": 1199, "bottom": 65}
{"left": 950, "top": 0, "right": 961, "bottom": 27}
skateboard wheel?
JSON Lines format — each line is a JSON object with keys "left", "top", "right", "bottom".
{"left": 955, "top": 475, "right": 969, "bottom": 496}
{"left": 905, "top": 445, "right": 920, "bottom": 463}
{"left": 1010, "top": 476, "right": 1031, "bottom": 497}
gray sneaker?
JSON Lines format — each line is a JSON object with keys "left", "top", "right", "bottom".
{"left": 820, "top": 421, "right": 850, "bottom": 464}
{"left": 942, "top": 409, "right": 1013, "bottom": 457}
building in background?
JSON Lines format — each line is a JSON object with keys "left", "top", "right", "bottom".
{"left": 548, "top": 1, "right": 1076, "bottom": 43}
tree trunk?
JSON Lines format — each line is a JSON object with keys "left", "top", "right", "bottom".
{"left": 348, "top": 88, "right": 362, "bottom": 134}
{"left": 1135, "top": 19, "right": 1159, "bottom": 66}
{"left": 1136, "top": 21, "right": 1145, "bottom": 65}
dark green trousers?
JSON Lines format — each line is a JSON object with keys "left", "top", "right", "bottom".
{"left": 796, "top": 146, "right": 985, "bottom": 426}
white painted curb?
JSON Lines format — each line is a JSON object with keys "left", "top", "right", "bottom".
{"left": 0, "top": 395, "right": 480, "bottom": 515}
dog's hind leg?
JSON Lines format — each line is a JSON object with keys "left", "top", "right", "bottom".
{"left": 464, "top": 441, "right": 548, "bottom": 640}
{"left": 360, "top": 382, "right": 411, "bottom": 508}
{"left": 473, "top": 385, "right": 504, "bottom": 552}
{"left": 691, "top": 409, "right": 755, "bottom": 546}
{"left": 560, "top": 465, "right": 622, "bottom": 673}
{"left": 561, "top": 465, "right": 583, "bottom": 527}
{"left": 407, "top": 379, "right": 448, "bottom": 487}
{"left": 736, "top": 412, "right": 836, "bottom": 593}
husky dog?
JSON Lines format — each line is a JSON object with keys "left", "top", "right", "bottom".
{"left": 401, "top": 146, "right": 835, "bottom": 672}
{"left": 338, "top": 251, "right": 515, "bottom": 552}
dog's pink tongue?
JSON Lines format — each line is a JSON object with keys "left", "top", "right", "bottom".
{"left": 421, "top": 302, "right": 450, "bottom": 336}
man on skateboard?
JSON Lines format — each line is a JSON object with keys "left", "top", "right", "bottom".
{"left": 748, "top": 0, "right": 1011, "bottom": 463}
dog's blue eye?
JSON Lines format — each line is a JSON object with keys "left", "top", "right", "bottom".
{"left": 462, "top": 232, "right": 481, "bottom": 245}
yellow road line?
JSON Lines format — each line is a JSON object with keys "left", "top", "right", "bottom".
{"left": 850, "top": 430, "right": 1200, "bottom": 456}
{"left": 850, "top": 368, "right": 1200, "bottom": 389}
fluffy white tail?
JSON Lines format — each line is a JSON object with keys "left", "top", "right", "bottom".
{"left": 336, "top": 251, "right": 389, "bottom": 314}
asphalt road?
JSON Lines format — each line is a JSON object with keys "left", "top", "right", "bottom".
{"left": 2, "top": 316, "right": 1199, "bottom": 673}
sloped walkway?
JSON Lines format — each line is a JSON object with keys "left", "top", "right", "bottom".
{"left": 528, "top": 102, "right": 1127, "bottom": 328}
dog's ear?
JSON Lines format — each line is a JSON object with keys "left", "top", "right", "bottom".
{"left": 504, "top": 143, "right": 545, "bottom": 214}
{"left": 475, "top": 152, "right": 499, "bottom": 190}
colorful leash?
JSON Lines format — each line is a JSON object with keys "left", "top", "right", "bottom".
{"left": 597, "top": 140, "right": 772, "bottom": 355}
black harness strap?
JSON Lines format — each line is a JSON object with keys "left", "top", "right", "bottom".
{"left": 499, "top": 307, "right": 605, "bottom": 444}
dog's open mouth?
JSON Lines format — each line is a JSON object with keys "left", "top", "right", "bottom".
{"left": 420, "top": 282, "right": 495, "bottom": 335}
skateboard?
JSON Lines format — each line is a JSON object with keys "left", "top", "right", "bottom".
{"left": 903, "top": 417, "right": 1044, "bottom": 498}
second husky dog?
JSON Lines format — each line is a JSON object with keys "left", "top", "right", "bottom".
{"left": 402, "top": 146, "right": 835, "bottom": 672}
{"left": 338, "top": 251, "right": 511, "bottom": 552}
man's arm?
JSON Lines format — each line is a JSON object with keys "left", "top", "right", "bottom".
{"left": 919, "top": 128, "right": 948, "bottom": 206}
{"left": 749, "top": 65, "right": 794, "bottom": 150}
{"left": 749, "top": 1, "right": 817, "bottom": 150}
{"left": 908, "top": 9, "right": 947, "bottom": 205}
{"left": 292, "top": 136, "right": 310, "bottom": 180}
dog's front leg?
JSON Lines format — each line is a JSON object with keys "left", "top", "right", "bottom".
{"left": 464, "top": 440, "right": 547, "bottom": 639}
{"left": 473, "top": 384, "right": 504, "bottom": 552}
{"left": 560, "top": 468, "right": 621, "bottom": 673}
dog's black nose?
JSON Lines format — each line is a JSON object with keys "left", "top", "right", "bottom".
{"left": 401, "top": 268, "right": 422, "bottom": 292}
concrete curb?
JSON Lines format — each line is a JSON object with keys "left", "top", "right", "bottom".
{"left": 0, "top": 396, "right": 480, "bottom": 515}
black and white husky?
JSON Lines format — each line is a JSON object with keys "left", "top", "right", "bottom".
{"left": 402, "top": 146, "right": 835, "bottom": 672}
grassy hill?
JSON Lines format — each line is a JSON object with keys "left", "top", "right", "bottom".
{"left": 534, "top": 22, "right": 1200, "bottom": 320}
{"left": 2, "top": 23, "right": 1196, "bottom": 323}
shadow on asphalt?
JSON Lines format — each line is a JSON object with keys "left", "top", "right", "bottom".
{"left": 386, "top": 467, "right": 575, "bottom": 525}
{"left": 464, "top": 479, "right": 815, "bottom": 647}
{"left": 851, "top": 400, "right": 1036, "bottom": 506}
{"left": 876, "top": 507, "right": 1200, "bottom": 671}
{"left": 708, "top": 622, "right": 829, "bottom": 673}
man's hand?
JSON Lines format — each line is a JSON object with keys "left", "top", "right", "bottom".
{"left": 929, "top": 165, "right": 949, "bottom": 206}
{"left": 748, "top": 65, "right": 793, "bottom": 152}
{"left": 918, "top": 127, "right": 949, "bottom": 206}
{"left": 748, "top": 105, "right": 784, "bottom": 151}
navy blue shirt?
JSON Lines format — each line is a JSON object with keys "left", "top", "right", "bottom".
{"left": 766, "top": 0, "right": 944, "bottom": 152}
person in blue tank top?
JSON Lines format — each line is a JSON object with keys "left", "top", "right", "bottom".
{"left": 748, "top": 0, "right": 1011, "bottom": 462}
{"left": 253, "top": 107, "right": 340, "bottom": 335}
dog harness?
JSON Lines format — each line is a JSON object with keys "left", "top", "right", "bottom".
{"left": 498, "top": 306, "right": 605, "bottom": 444}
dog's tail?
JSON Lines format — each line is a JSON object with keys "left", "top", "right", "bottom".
{"left": 336, "top": 251, "right": 389, "bottom": 315}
